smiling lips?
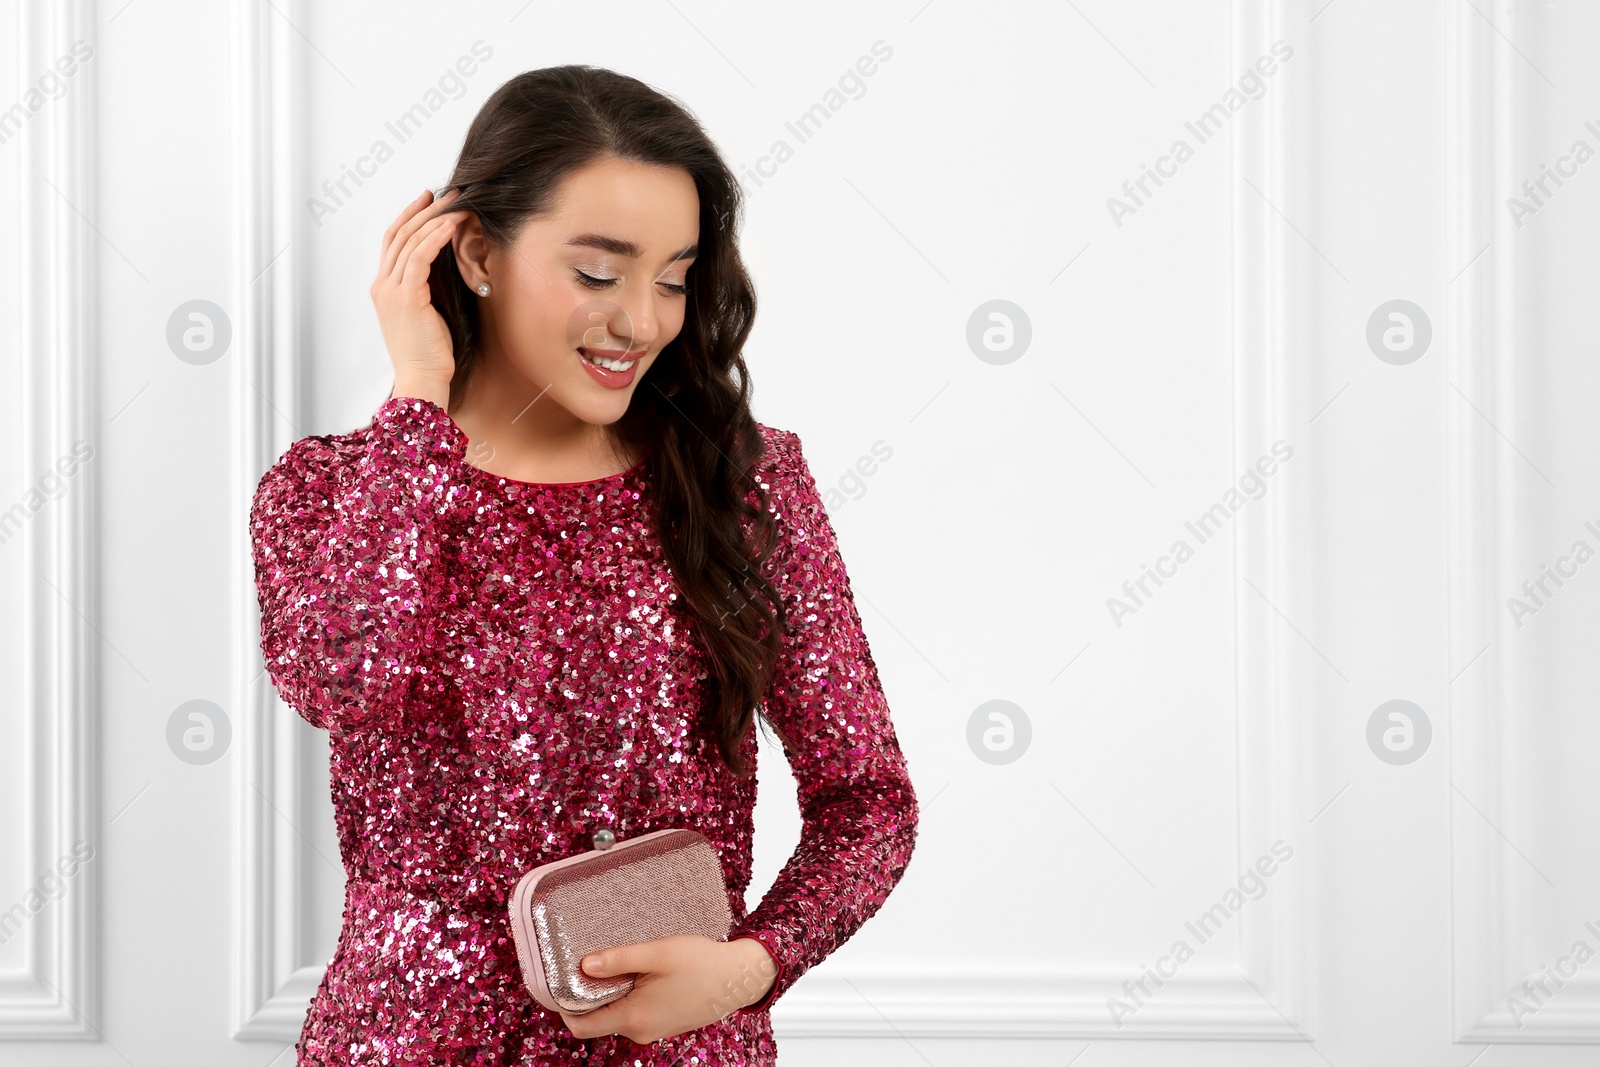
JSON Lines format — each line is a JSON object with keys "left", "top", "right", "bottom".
{"left": 579, "top": 347, "right": 645, "bottom": 367}
{"left": 577, "top": 346, "right": 645, "bottom": 388}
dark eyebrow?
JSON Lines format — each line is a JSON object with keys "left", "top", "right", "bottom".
{"left": 565, "top": 233, "right": 698, "bottom": 263}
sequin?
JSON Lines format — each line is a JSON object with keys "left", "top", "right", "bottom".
{"left": 248, "top": 396, "right": 920, "bottom": 1065}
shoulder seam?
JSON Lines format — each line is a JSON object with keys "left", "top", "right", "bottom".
{"left": 755, "top": 422, "right": 801, "bottom": 457}
{"left": 255, "top": 429, "right": 360, "bottom": 503}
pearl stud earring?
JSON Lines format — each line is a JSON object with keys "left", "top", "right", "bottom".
{"left": 477, "top": 283, "right": 490, "bottom": 297}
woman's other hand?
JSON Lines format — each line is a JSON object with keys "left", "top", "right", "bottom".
{"left": 557, "top": 934, "right": 778, "bottom": 1044}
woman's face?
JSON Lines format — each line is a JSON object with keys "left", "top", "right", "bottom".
{"left": 456, "top": 156, "right": 701, "bottom": 426}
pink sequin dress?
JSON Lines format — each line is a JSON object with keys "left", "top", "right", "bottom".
{"left": 248, "top": 396, "right": 919, "bottom": 1066}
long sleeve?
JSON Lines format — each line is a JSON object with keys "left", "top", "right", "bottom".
{"left": 728, "top": 429, "right": 920, "bottom": 1013}
{"left": 248, "top": 396, "right": 469, "bottom": 733}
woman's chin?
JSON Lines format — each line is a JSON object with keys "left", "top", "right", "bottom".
{"left": 556, "top": 384, "right": 637, "bottom": 426}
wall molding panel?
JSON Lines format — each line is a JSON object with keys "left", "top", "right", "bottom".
{"left": 1226, "top": 0, "right": 1313, "bottom": 1042}
{"left": 1446, "top": 0, "right": 1600, "bottom": 1044}
{"left": 0, "top": 0, "right": 99, "bottom": 1041}
{"left": 231, "top": 0, "right": 325, "bottom": 1039}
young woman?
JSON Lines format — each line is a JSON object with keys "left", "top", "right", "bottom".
{"left": 248, "top": 65, "right": 919, "bottom": 1065}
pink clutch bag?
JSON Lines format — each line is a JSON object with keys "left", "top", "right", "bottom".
{"left": 508, "top": 827, "right": 734, "bottom": 1015}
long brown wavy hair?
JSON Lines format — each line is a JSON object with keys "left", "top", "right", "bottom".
{"left": 420, "top": 65, "right": 785, "bottom": 778}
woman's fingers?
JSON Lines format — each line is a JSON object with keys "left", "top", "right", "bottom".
{"left": 397, "top": 214, "right": 459, "bottom": 297}
{"left": 377, "top": 189, "right": 429, "bottom": 272}
{"left": 384, "top": 192, "right": 460, "bottom": 288}
{"left": 378, "top": 189, "right": 435, "bottom": 277}
{"left": 379, "top": 187, "right": 460, "bottom": 282}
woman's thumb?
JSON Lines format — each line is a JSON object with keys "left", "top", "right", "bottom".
{"left": 584, "top": 941, "right": 649, "bottom": 976}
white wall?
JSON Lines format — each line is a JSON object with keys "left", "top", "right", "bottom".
{"left": 3, "top": 0, "right": 1599, "bottom": 1063}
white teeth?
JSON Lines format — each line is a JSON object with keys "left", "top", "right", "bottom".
{"left": 581, "top": 349, "right": 637, "bottom": 372}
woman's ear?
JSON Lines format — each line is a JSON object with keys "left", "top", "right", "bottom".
{"left": 450, "top": 211, "right": 492, "bottom": 290}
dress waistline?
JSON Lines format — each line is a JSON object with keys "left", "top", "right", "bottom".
{"left": 344, "top": 877, "right": 511, "bottom": 918}
{"left": 343, "top": 873, "right": 752, "bottom": 928}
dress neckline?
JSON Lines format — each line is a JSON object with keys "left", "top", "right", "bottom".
{"left": 458, "top": 452, "right": 647, "bottom": 491}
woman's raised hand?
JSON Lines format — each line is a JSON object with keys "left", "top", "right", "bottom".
{"left": 371, "top": 187, "right": 462, "bottom": 407}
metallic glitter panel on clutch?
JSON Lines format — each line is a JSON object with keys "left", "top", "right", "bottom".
{"left": 508, "top": 828, "right": 734, "bottom": 1015}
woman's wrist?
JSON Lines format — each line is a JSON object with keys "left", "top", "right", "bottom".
{"left": 724, "top": 936, "right": 778, "bottom": 1011}
{"left": 389, "top": 375, "right": 452, "bottom": 411}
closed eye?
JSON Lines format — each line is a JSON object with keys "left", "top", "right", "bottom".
{"left": 574, "top": 269, "right": 687, "bottom": 296}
